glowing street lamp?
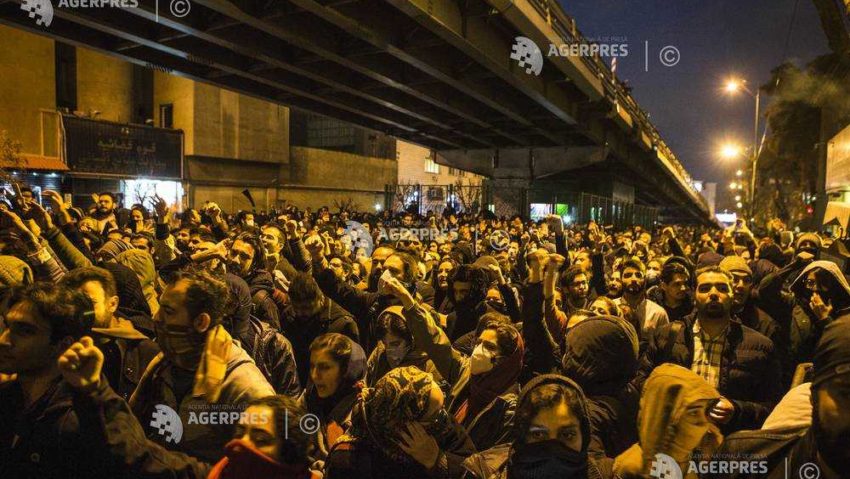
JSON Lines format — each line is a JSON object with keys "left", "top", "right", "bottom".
{"left": 724, "top": 79, "right": 743, "bottom": 94}
{"left": 729, "top": 182, "right": 737, "bottom": 190}
{"left": 736, "top": 169, "right": 743, "bottom": 177}
{"left": 735, "top": 195, "right": 741, "bottom": 201}
{"left": 721, "top": 76, "right": 762, "bottom": 219}
{"left": 720, "top": 143, "right": 744, "bottom": 160}
{"left": 736, "top": 202, "right": 743, "bottom": 208}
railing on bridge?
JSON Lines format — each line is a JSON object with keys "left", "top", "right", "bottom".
{"left": 524, "top": 0, "right": 707, "bottom": 211}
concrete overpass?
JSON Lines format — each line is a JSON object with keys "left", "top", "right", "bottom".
{"left": 1, "top": 0, "right": 710, "bottom": 222}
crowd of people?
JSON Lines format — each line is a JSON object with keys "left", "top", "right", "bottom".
{"left": 0, "top": 185, "right": 848, "bottom": 479}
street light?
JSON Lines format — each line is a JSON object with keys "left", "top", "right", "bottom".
{"left": 723, "top": 76, "right": 762, "bottom": 219}
{"left": 735, "top": 195, "right": 741, "bottom": 201}
{"left": 729, "top": 182, "right": 737, "bottom": 190}
{"left": 736, "top": 169, "right": 743, "bottom": 177}
{"left": 737, "top": 202, "right": 743, "bottom": 208}
{"left": 720, "top": 142, "right": 743, "bottom": 160}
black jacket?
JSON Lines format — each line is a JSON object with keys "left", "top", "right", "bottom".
{"left": 0, "top": 378, "right": 108, "bottom": 479}
{"left": 711, "top": 426, "right": 823, "bottom": 479}
{"left": 637, "top": 314, "right": 782, "bottom": 433}
{"left": 241, "top": 316, "right": 302, "bottom": 397}
{"left": 93, "top": 329, "right": 160, "bottom": 401}
{"left": 280, "top": 297, "right": 359, "bottom": 387}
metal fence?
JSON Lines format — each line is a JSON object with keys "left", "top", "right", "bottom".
{"left": 384, "top": 184, "right": 658, "bottom": 228}
{"left": 384, "top": 183, "right": 485, "bottom": 215}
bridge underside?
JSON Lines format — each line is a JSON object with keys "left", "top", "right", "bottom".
{"left": 0, "top": 0, "right": 709, "bottom": 221}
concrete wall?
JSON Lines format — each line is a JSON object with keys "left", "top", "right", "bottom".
{"left": 76, "top": 48, "right": 133, "bottom": 123}
{"left": 284, "top": 146, "right": 396, "bottom": 210}
{"left": 397, "top": 141, "right": 482, "bottom": 186}
{"left": 153, "top": 71, "right": 195, "bottom": 153}
{"left": 0, "top": 25, "right": 57, "bottom": 157}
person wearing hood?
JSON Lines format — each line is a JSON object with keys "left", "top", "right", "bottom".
{"left": 562, "top": 316, "right": 641, "bottom": 458}
{"left": 713, "top": 316, "right": 850, "bottom": 479}
{"left": 325, "top": 366, "right": 476, "bottom": 479}
{"left": 301, "top": 333, "right": 367, "bottom": 458}
{"left": 638, "top": 266, "right": 781, "bottom": 434}
{"left": 445, "top": 264, "right": 492, "bottom": 341}
{"left": 114, "top": 248, "right": 161, "bottom": 317}
{"left": 60, "top": 267, "right": 159, "bottom": 401}
{"left": 384, "top": 273, "right": 524, "bottom": 452}
{"left": 784, "top": 260, "right": 850, "bottom": 368}
{"left": 226, "top": 234, "right": 281, "bottom": 330}
{"left": 462, "top": 375, "right": 615, "bottom": 479}
{"left": 366, "top": 305, "right": 449, "bottom": 391}
{"left": 58, "top": 337, "right": 321, "bottom": 479}
{"left": 614, "top": 364, "right": 723, "bottom": 479}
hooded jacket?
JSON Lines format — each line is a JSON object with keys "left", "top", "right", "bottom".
{"left": 102, "top": 262, "right": 155, "bottom": 336}
{"left": 461, "top": 375, "right": 614, "bottom": 479}
{"left": 786, "top": 261, "right": 850, "bottom": 366}
{"left": 614, "top": 364, "right": 722, "bottom": 479}
{"left": 365, "top": 305, "right": 447, "bottom": 389}
{"left": 115, "top": 249, "right": 160, "bottom": 317}
{"left": 244, "top": 269, "right": 281, "bottom": 330}
{"left": 561, "top": 316, "right": 640, "bottom": 458}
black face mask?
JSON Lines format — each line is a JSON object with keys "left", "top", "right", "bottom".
{"left": 509, "top": 440, "right": 588, "bottom": 479}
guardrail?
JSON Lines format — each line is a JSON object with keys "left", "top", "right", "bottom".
{"left": 525, "top": 0, "right": 707, "bottom": 211}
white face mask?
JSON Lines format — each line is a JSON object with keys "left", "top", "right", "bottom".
{"left": 469, "top": 343, "right": 496, "bottom": 375}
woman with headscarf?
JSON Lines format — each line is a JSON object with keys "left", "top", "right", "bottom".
{"left": 462, "top": 375, "right": 614, "bottom": 479}
{"left": 325, "top": 366, "right": 476, "bottom": 479}
{"left": 382, "top": 275, "right": 525, "bottom": 452}
{"left": 365, "top": 305, "right": 448, "bottom": 392}
{"left": 614, "top": 364, "right": 723, "bottom": 479}
{"left": 300, "top": 333, "right": 367, "bottom": 459}
{"left": 432, "top": 257, "right": 458, "bottom": 314}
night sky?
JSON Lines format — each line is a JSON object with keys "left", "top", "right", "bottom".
{"left": 559, "top": 0, "right": 831, "bottom": 186}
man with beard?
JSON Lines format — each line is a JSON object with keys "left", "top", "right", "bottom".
{"left": 131, "top": 270, "right": 274, "bottom": 462}
{"left": 719, "top": 256, "right": 784, "bottom": 358}
{"left": 225, "top": 234, "right": 281, "bottom": 330}
{"left": 646, "top": 261, "right": 694, "bottom": 322}
{"left": 559, "top": 266, "right": 592, "bottom": 317}
{"left": 612, "top": 259, "right": 668, "bottom": 340}
{"left": 90, "top": 192, "right": 127, "bottom": 234}
{"left": 59, "top": 267, "right": 159, "bottom": 400}
{"left": 638, "top": 266, "right": 781, "bottom": 433}
{"left": 716, "top": 316, "right": 850, "bottom": 479}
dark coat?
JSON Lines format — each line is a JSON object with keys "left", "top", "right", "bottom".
{"left": 93, "top": 326, "right": 160, "bottom": 401}
{"left": 710, "top": 426, "right": 820, "bottom": 479}
{"left": 637, "top": 314, "right": 782, "bottom": 433}
{"left": 461, "top": 443, "right": 615, "bottom": 479}
{"left": 241, "top": 316, "right": 302, "bottom": 397}
{"left": 0, "top": 379, "right": 108, "bottom": 479}
{"left": 280, "top": 297, "right": 359, "bottom": 387}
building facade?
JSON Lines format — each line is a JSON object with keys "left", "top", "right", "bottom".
{"left": 0, "top": 25, "right": 397, "bottom": 213}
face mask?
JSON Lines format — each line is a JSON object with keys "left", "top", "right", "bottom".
{"left": 245, "top": 220, "right": 255, "bottom": 227}
{"left": 155, "top": 322, "right": 206, "bottom": 370}
{"left": 385, "top": 341, "right": 410, "bottom": 368}
{"left": 510, "top": 439, "right": 587, "bottom": 479}
{"left": 470, "top": 343, "right": 496, "bottom": 375}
